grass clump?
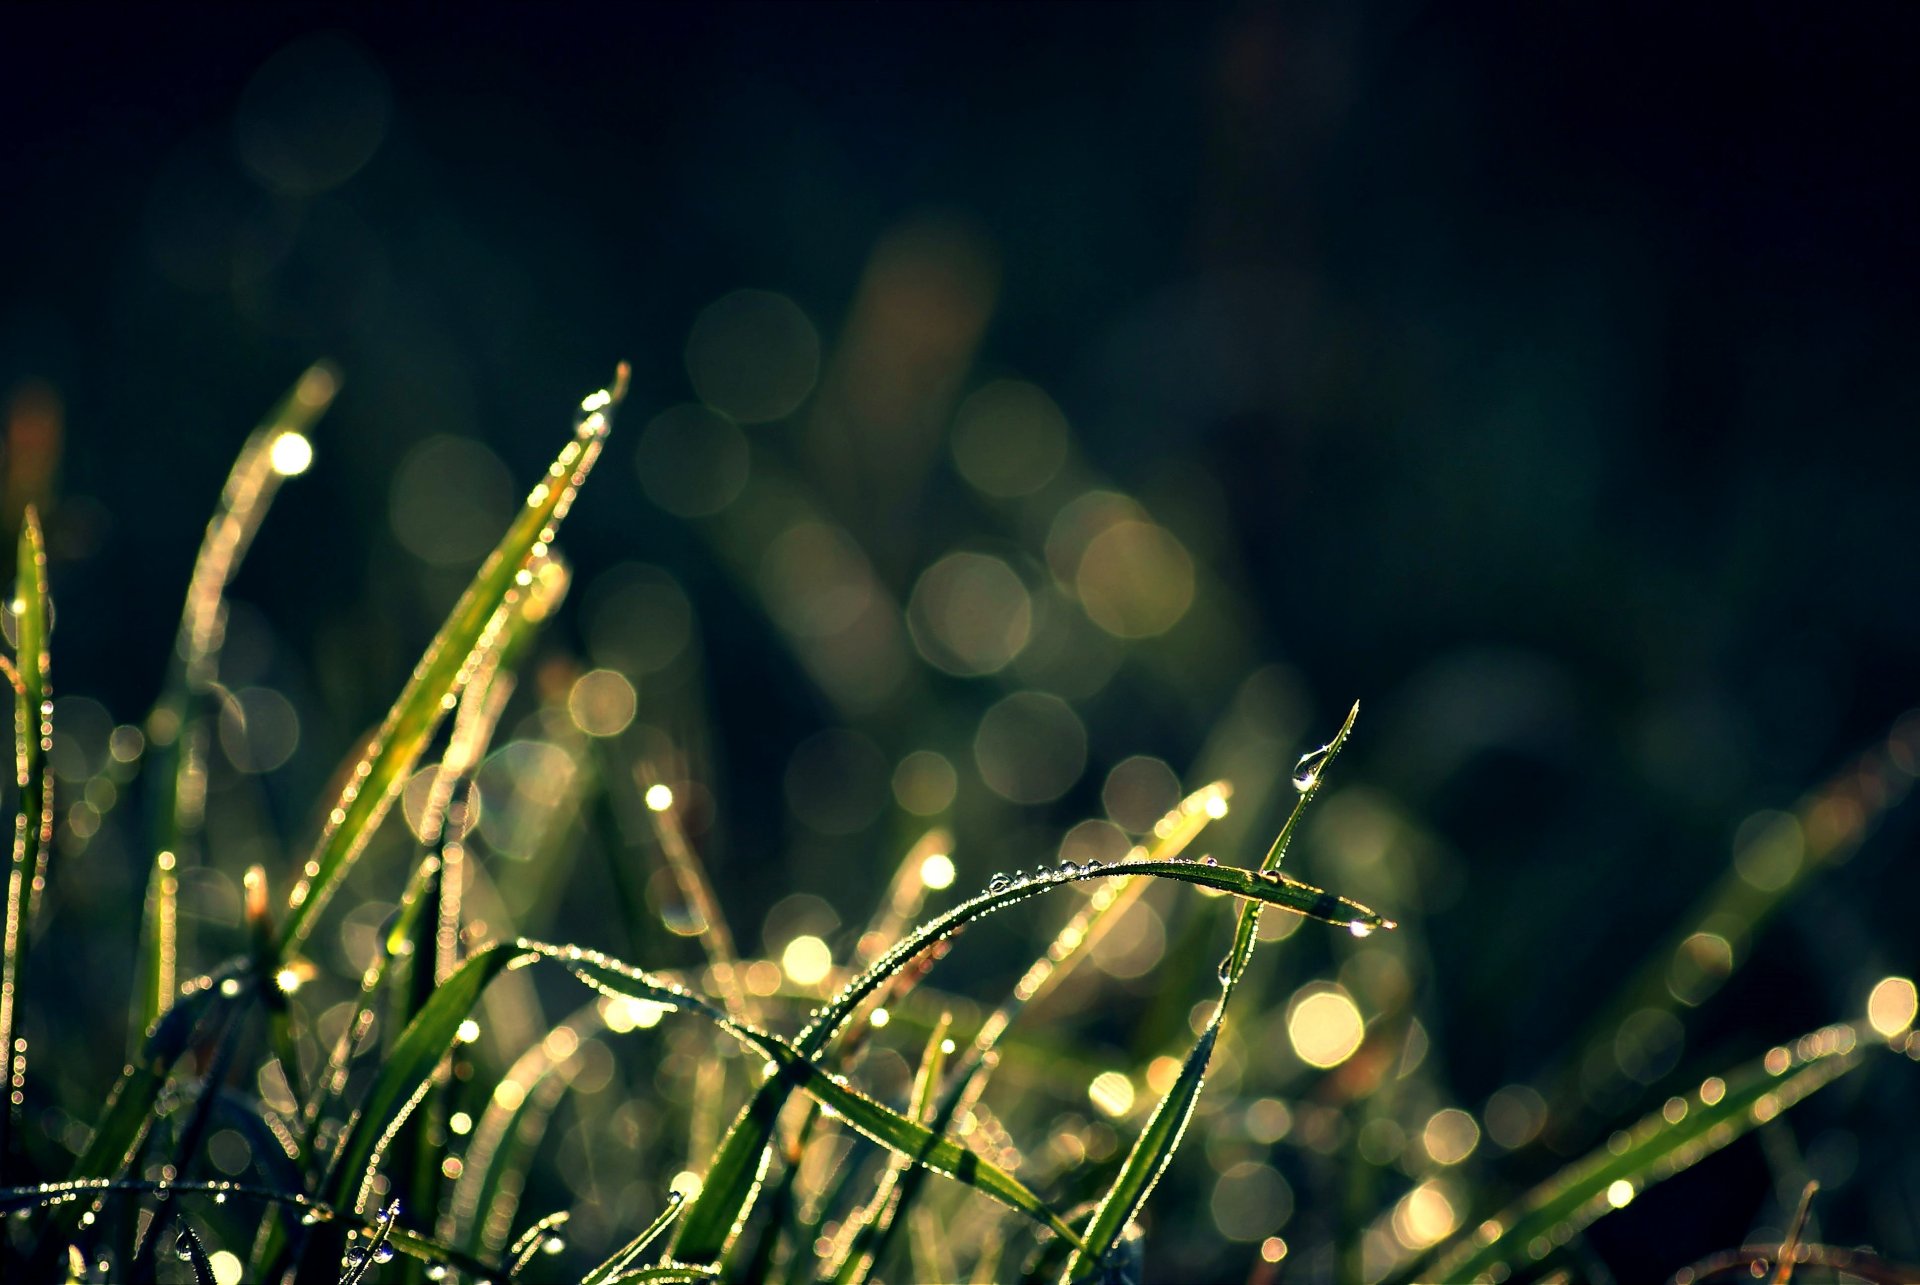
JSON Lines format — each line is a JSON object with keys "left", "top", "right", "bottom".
{"left": 0, "top": 365, "right": 1912, "bottom": 1285}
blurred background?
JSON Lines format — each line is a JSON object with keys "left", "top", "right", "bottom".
{"left": 3, "top": 3, "right": 1918, "bottom": 1281}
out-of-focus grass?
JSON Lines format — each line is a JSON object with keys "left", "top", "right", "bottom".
{"left": 0, "top": 320, "right": 1914, "bottom": 1285}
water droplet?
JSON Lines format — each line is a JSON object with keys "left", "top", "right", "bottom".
{"left": 1216, "top": 956, "right": 1234, "bottom": 984}
{"left": 1084, "top": 858, "right": 1103, "bottom": 871}
{"left": 174, "top": 1232, "right": 194, "bottom": 1261}
{"left": 1292, "top": 736, "right": 1343, "bottom": 792}
{"left": 1057, "top": 860, "right": 1081, "bottom": 876}
{"left": 374, "top": 1243, "right": 397, "bottom": 1263}
{"left": 426, "top": 1267, "right": 449, "bottom": 1281}
{"left": 1349, "top": 922, "right": 1374, "bottom": 938}
{"left": 344, "top": 1248, "right": 368, "bottom": 1267}
{"left": 1202, "top": 856, "right": 1219, "bottom": 866}
{"left": 988, "top": 874, "right": 1010, "bottom": 894}
{"left": 542, "top": 1237, "right": 565, "bottom": 1254}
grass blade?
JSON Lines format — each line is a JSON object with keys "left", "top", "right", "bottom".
{"left": 635, "top": 762, "right": 755, "bottom": 1025}
{"left": 449, "top": 1001, "right": 603, "bottom": 1255}
{"left": 0, "top": 507, "right": 53, "bottom": 1177}
{"left": 825, "top": 1014, "right": 953, "bottom": 1284}
{"left": 1062, "top": 1018, "right": 1219, "bottom": 1282}
{"left": 671, "top": 848, "right": 1392, "bottom": 1261}
{"left": 1413, "top": 1024, "right": 1867, "bottom": 1283}
{"left": 172, "top": 1218, "right": 217, "bottom": 1285}
{"left": 278, "top": 366, "right": 625, "bottom": 955}
{"left": 139, "top": 361, "right": 340, "bottom": 1033}
{"left": 28, "top": 961, "right": 248, "bottom": 1271}
{"left": 582, "top": 1192, "right": 688, "bottom": 1285}
{"left": 316, "top": 945, "right": 539, "bottom": 1222}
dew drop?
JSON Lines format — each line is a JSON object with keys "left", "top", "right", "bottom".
{"left": 1216, "top": 956, "right": 1234, "bottom": 984}
{"left": 344, "top": 1248, "right": 368, "bottom": 1267}
{"left": 1202, "top": 856, "right": 1219, "bottom": 866}
{"left": 426, "top": 1267, "right": 449, "bottom": 1281}
{"left": 174, "top": 1232, "right": 193, "bottom": 1262}
{"left": 988, "top": 875, "right": 1010, "bottom": 894}
{"left": 1292, "top": 740, "right": 1336, "bottom": 793}
{"left": 1084, "top": 858, "right": 1103, "bottom": 871}
{"left": 1057, "top": 860, "right": 1081, "bottom": 876}
{"left": 1349, "top": 922, "right": 1374, "bottom": 938}
{"left": 542, "top": 1237, "right": 565, "bottom": 1254}
{"left": 374, "top": 1243, "right": 397, "bottom": 1263}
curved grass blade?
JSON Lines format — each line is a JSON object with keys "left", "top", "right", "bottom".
{"left": 139, "top": 361, "right": 340, "bottom": 1032}
{"left": 671, "top": 850, "right": 1392, "bottom": 1260}
{"left": 753, "top": 1039, "right": 1083, "bottom": 1250}
{"left": 279, "top": 365, "right": 625, "bottom": 955}
{"left": 0, "top": 508, "right": 53, "bottom": 1178}
{"left": 506, "top": 1208, "right": 568, "bottom": 1276}
{"left": 603, "top": 1267, "right": 721, "bottom": 1284}
{"left": 1412, "top": 1024, "right": 1867, "bottom": 1283}
{"left": 836, "top": 784, "right": 1233, "bottom": 1283}
{"left": 582, "top": 1192, "right": 687, "bottom": 1285}
{"left": 525, "top": 943, "right": 1086, "bottom": 1253}
{"left": 1061, "top": 1018, "right": 1218, "bottom": 1282}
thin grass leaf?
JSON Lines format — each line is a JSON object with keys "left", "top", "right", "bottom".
{"left": 671, "top": 848, "right": 1391, "bottom": 1261}
{"left": 825, "top": 1014, "right": 952, "bottom": 1284}
{"left": 833, "top": 785, "right": 1232, "bottom": 1284}
{"left": 636, "top": 761, "right": 754, "bottom": 1025}
{"left": 317, "top": 946, "right": 539, "bottom": 1222}
{"left": 756, "top": 1040, "right": 1084, "bottom": 1250}
{"left": 549, "top": 945, "right": 1085, "bottom": 1253}
{"left": 171, "top": 1218, "right": 217, "bottom": 1285}
{"left": 602, "top": 1267, "right": 721, "bottom": 1284}
{"left": 137, "top": 362, "right": 340, "bottom": 1032}
{"left": 1772, "top": 1180, "right": 1819, "bottom": 1285}
{"left": 582, "top": 1192, "right": 687, "bottom": 1285}
{"left": 0, "top": 508, "right": 53, "bottom": 1177}
{"left": 1413, "top": 1024, "right": 1867, "bottom": 1283}
{"left": 449, "top": 1001, "right": 603, "bottom": 1255}
{"left": 1547, "top": 717, "right": 1917, "bottom": 1137}
{"left": 27, "top": 960, "right": 248, "bottom": 1273}
{"left": 278, "top": 366, "right": 625, "bottom": 955}
{"left": 1060, "top": 1018, "right": 1218, "bottom": 1283}
{"left": 506, "top": 1208, "right": 569, "bottom": 1276}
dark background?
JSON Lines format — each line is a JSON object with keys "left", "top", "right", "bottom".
{"left": 3, "top": 3, "right": 1918, "bottom": 1281}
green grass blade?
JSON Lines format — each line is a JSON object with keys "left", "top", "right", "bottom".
{"left": 756, "top": 1039, "right": 1084, "bottom": 1251}
{"left": 1061, "top": 1019, "right": 1218, "bottom": 1282}
{"left": 315, "top": 945, "right": 538, "bottom": 1222}
{"left": 171, "top": 1218, "right": 217, "bottom": 1285}
{"left": 601, "top": 1267, "right": 720, "bottom": 1284}
{"left": 671, "top": 849, "right": 1392, "bottom": 1261}
{"left": 28, "top": 961, "right": 248, "bottom": 1271}
{"left": 449, "top": 1001, "right": 602, "bottom": 1256}
{"left": 582, "top": 1192, "right": 688, "bottom": 1285}
{"left": 825, "top": 1014, "right": 952, "bottom": 1284}
{"left": 139, "top": 362, "right": 339, "bottom": 1034}
{"left": 1413, "top": 1024, "right": 1867, "bottom": 1283}
{"left": 0, "top": 508, "right": 53, "bottom": 1178}
{"left": 278, "top": 366, "right": 625, "bottom": 955}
